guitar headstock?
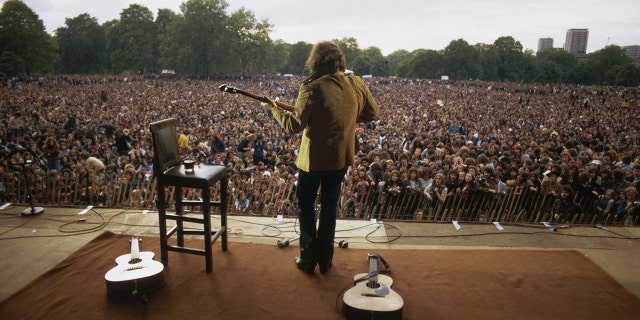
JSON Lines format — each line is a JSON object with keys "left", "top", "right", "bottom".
{"left": 218, "top": 84, "right": 237, "bottom": 94}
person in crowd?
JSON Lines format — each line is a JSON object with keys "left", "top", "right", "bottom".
{"left": 42, "top": 135, "right": 62, "bottom": 174}
{"left": 615, "top": 186, "right": 639, "bottom": 225}
{"left": 424, "top": 172, "right": 448, "bottom": 207}
{"left": 261, "top": 41, "right": 379, "bottom": 274}
{"left": 630, "top": 164, "right": 640, "bottom": 195}
{"left": 177, "top": 129, "right": 192, "bottom": 154}
{"left": 595, "top": 189, "right": 616, "bottom": 221}
{"left": 251, "top": 134, "right": 267, "bottom": 165}
{"left": 478, "top": 167, "right": 508, "bottom": 198}
{"left": 114, "top": 128, "right": 133, "bottom": 156}
{"left": 404, "top": 167, "right": 425, "bottom": 217}
{"left": 235, "top": 132, "right": 254, "bottom": 158}
{"left": 82, "top": 151, "right": 106, "bottom": 174}
{"left": 7, "top": 112, "right": 25, "bottom": 140}
{"left": 551, "top": 185, "right": 583, "bottom": 224}
{"left": 445, "top": 170, "right": 461, "bottom": 196}
{"left": 458, "top": 172, "right": 479, "bottom": 200}
{"left": 31, "top": 112, "right": 48, "bottom": 134}
{"left": 382, "top": 169, "right": 406, "bottom": 219}
{"left": 540, "top": 167, "right": 562, "bottom": 197}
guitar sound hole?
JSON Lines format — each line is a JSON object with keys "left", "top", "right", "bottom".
{"left": 366, "top": 282, "right": 381, "bottom": 289}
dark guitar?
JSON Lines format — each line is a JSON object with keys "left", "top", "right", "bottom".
{"left": 104, "top": 237, "right": 165, "bottom": 299}
{"left": 218, "top": 84, "right": 295, "bottom": 112}
{"left": 343, "top": 254, "right": 404, "bottom": 319}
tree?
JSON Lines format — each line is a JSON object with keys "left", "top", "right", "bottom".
{"left": 225, "top": 8, "right": 275, "bottom": 76}
{"left": 403, "top": 49, "right": 444, "bottom": 79}
{"left": 271, "top": 40, "right": 290, "bottom": 74}
{"left": 281, "top": 41, "right": 312, "bottom": 75}
{"left": 334, "top": 37, "right": 360, "bottom": 67}
{"left": 475, "top": 43, "right": 499, "bottom": 81}
{"left": 364, "top": 46, "right": 389, "bottom": 77}
{"left": 493, "top": 36, "right": 525, "bottom": 82}
{"left": 586, "top": 45, "right": 637, "bottom": 85}
{"left": 167, "top": 0, "right": 230, "bottom": 77}
{"left": 56, "top": 13, "right": 106, "bottom": 74}
{"left": 606, "top": 64, "right": 640, "bottom": 87}
{"left": 443, "top": 39, "right": 481, "bottom": 80}
{"left": 106, "top": 4, "right": 158, "bottom": 74}
{"left": 0, "top": 0, "right": 57, "bottom": 75}
{"left": 350, "top": 55, "right": 373, "bottom": 75}
{"left": 386, "top": 49, "right": 410, "bottom": 77}
{"left": 535, "top": 60, "right": 563, "bottom": 84}
{"left": 566, "top": 62, "right": 591, "bottom": 85}
{"left": 351, "top": 46, "right": 388, "bottom": 76}
{"left": 535, "top": 48, "right": 577, "bottom": 83}
{"left": 155, "top": 8, "right": 179, "bottom": 72}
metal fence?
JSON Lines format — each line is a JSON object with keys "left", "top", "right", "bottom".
{"left": 0, "top": 168, "right": 633, "bottom": 226}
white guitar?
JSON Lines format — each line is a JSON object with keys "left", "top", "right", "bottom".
{"left": 343, "top": 254, "right": 404, "bottom": 319}
{"left": 104, "top": 237, "right": 165, "bottom": 299}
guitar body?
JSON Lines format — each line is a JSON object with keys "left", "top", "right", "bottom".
{"left": 104, "top": 239, "right": 165, "bottom": 297}
{"left": 343, "top": 256, "right": 404, "bottom": 320}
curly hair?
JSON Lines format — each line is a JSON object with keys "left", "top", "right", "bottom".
{"left": 305, "top": 41, "right": 346, "bottom": 75}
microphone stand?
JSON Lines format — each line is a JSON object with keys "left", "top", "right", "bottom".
{"left": 21, "top": 164, "right": 44, "bottom": 216}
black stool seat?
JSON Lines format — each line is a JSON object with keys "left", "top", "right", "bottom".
{"left": 163, "top": 165, "right": 227, "bottom": 189}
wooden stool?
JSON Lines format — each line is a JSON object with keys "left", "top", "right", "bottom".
{"left": 149, "top": 118, "right": 228, "bottom": 273}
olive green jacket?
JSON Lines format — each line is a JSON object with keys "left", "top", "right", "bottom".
{"left": 270, "top": 72, "right": 379, "bottom": 172}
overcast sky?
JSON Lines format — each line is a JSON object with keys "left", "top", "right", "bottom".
{"left": 5, "top": 0, "right": 639, "bottom": 55}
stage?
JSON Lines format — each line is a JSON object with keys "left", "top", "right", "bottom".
{"left": 1, "top": 206, "right": 639, "bottom": 319}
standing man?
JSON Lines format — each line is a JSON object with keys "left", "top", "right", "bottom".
{"left": 263, "top": 41, "right": 379, "bottom": 274}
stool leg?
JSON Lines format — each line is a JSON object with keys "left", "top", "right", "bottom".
{"left": 157, "top": 183, "right": 169, "bottom": 266}
{"left": 221, "top": 176, "right": 228, "bottom": 251}
{"left": 203, "top": 188, "right": 213, "bottom": 273}
{"left": 175, "top": 186, "right": 184, "bottom": 247}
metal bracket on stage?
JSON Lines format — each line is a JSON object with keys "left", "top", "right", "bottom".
{"left": 276, "top": 236, "right": 348, "bottom": 249}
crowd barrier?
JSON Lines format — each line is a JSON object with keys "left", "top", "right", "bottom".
{"left": 0, "top": 169, "right": 634, "bottom": 226}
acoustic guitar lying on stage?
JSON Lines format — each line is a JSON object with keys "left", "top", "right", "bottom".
{"left": 104, "top": 237, "right": 165, "bottom": 300}
{"left": 218, "top": 84, "right": 295, "bottom": 112}
{"left": 343, "top": 253, "right": 404, "bottom": 319}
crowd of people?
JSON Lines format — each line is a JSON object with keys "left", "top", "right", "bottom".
{"left": 1, "top": 74, "right": 639, "bottom": 224}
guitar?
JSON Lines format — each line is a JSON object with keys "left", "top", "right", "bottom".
{"left": 104, "top": 237, "right": 165, "bottom": 299}
{"left": 343, "top": 254, "right": 404, "bottom": 319}
{"left": 218, "top": 84, "right": 296, "bottom": 112}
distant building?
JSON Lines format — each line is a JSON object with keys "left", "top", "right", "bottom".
{"left": 624, "top": 45, "right": 640, "bottom": 58}
{"left": 564, "top": 29, "right": 589, "bottom": 55}
{"left": 537, "top": 38, "right": 554, "bottom": 53}
{"left": 623, "top": 45, "right": 640, "bottom": 60}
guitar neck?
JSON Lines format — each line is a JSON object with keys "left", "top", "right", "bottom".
{"left": 219, "top": 84, "right": 295, "bottom": 112}
{"left": 368, "top": 254, "right": 379, "bottom": 285}
{"left": 130, "top": 237, "right": 141, "bottom": 262}
{"left": 241, "top": 90, "right": 295, "bottom": 113}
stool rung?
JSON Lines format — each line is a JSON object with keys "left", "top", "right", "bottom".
{"left": 181, "top": 199, "right": 222, "bottom": 206}
{"left": 166, "top": 245, "right": 206, "bottom": 256}
{"left": 164, "top": 213, "right": 206, "bottom": 224}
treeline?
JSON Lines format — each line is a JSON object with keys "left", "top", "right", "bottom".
{"left": 1, "top": 0, "right": 639, "bottom": 86}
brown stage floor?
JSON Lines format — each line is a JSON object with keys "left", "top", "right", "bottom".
{"left": 1, "top": 205, "right": 639, "bottom": 302}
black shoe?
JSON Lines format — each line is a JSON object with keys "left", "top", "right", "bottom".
{"left": 319, "top": 262, "right": 332, "bottom": 275}
{"left": 295, "top": 256, "right": 316, "bottom": 274}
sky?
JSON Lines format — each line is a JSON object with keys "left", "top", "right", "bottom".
{"left": 4, "top": 0, "right": 639, "bottom": 55}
